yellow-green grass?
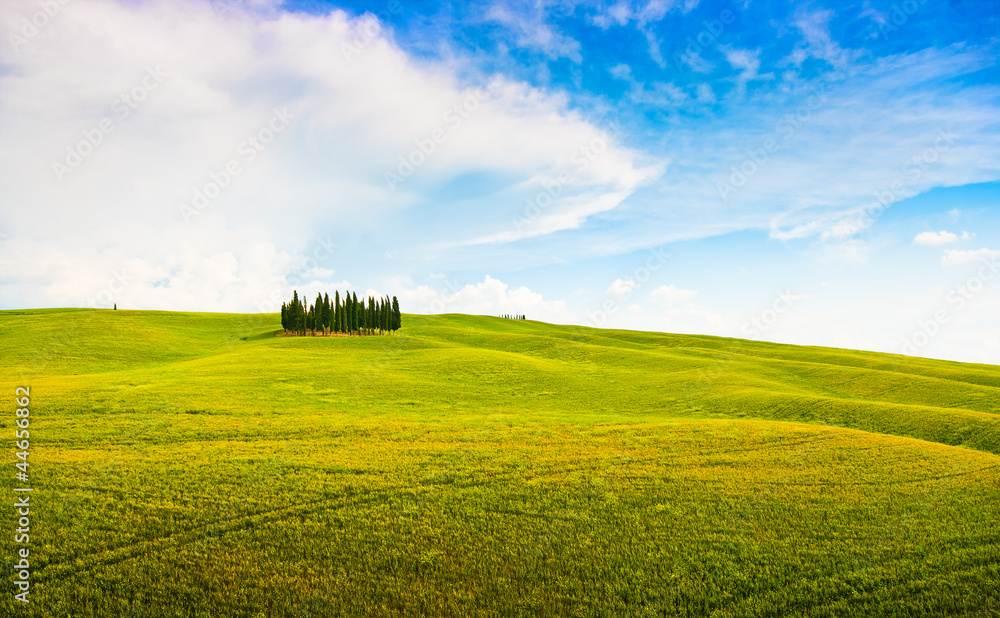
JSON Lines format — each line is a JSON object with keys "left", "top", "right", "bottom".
{"left": 1, "top": 309, "right": 999, "bottom": 617}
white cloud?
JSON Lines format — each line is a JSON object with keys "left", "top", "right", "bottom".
{"left": 942, "top": 248, "right": 1000, "bottom": 266}
{"left": 399, "top": 275, "right": 571, "bottom": 322}
{"left": 0, "top": 0, "right": 658, "bottom": 308}
{"left": 914, "top": 230, "right": 958, "bottom": 245}
{"left": 791, "top": 9, "right": 860, "bottom": 70}
{"left": 722, "top": 46, "right": 761, "bottom": 81}
{"left": 600, "top": 301, "right": 727, "bottom": 336}
{"left": 696, "top": 82, "right": 716, "bottom": 104}
{"left": 749, "top": 46, "right": 999, "bottom": 246}
{"left": 484, "top": 5, "right": 581, "bottom": 62}
{"left": 592, "top": 0, "right": 678, "bottom": 29}
{"left": 590, "top": 1, "right": 684, "bottom": 68}
{"left": 648, "top": 284, "right": 697, "bottom": 305}
{"left": 605, "top": 278, "right": 636, "bottom": 300}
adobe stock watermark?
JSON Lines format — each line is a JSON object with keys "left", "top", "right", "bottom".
{"left": 88, "top": 266, "right": 132, "bottom": 308}
{"left": 877, "top": 0, "right": 930, "bottom": 40}
{"left": 285, "top": 235, "right": 338, "bottom": 288}
{"left": 833, "top": 127, "right": 956, "bottom": 237}
{"left": 210, "top": 0, "right": 246, "bottom": 15}
{"left": 425, "top": 275, "right": 466, "bottom": 314}
{"left": 6, "top": 0, "right": 71, "bottom": 57}
{"left": 671, "top": 6, "right": 737, "bottom": 72}
{"left": 178, "top": 106, "right": 294, "bottom": 222}
{"left": 741, "top": 290, "right": 804, "bottom": 340}
{"left": 586, "top": 246, "right": 670, "bottom": 328}
{"left": 51, "top": 65, "right": 168, "bottom": 182}
{"left": 340, "top": 1, "right": 403, "bottom": 61}
{"left": 251, "top": 235, "right": 339, "bottom": 314}
{"left": 225, "top": 236, "right": 338, "bottom": 351}
{"left": 900, "top": 254, "right": 999, "bottom": 356}
{"left": 384, "top": 84, "right": 498, "bottom": 192}
{"left": 511, "top": 122, "right": 624, "bottom": 234}
{"left": 717, "top": 85, "right": 830, "bottom": 200}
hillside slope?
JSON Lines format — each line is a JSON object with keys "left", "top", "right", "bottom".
{"left": 1, "top": 309, "right": 998, "bottom": 617}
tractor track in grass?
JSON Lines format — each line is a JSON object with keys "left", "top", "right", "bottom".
{"left": 33, "top": 488, "right": 397, "bottom": 584}
{"left": 34, "top": 460, "right": 620, "bottom": 583}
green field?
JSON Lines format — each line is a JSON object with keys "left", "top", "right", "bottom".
{"left": 2, "top": 308, "right": 999, "bottom": 617}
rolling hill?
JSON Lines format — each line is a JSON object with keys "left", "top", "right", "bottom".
{"left": 1, "top": 309, "right": 998, "bottom": 617}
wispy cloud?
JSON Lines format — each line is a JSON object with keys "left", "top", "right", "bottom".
{"left": 484, "top": 4, "right": 581, "bottom": 62}
{"left": 590, "top": 0, "right": 688, "bottom": 67}
{"left": 789, "top": 9, "right": 861, "bottom": 70}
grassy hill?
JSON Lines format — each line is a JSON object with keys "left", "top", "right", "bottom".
{"left": 2, "top": 309, "right": 998, "bottom": 617}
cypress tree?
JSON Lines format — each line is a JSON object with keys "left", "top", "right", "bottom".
{"left": 348, "top": 292, "right": 354, "bottom": 335}
{"left": 340, "top": 291, "right": 346, "bottom": 334}
{"left": 358, "top": 296, "right": 365, "bottom": 335}
{"left": 356, "top": 293, "right": 361, "bottom": 335}
{"left": 352, "top": 292, "right": 359, "bottom": 334}
{"left": 346, "top": 292, "right": 353, "bottom": 335}
{"left": 322, "top": 293, "right": 330, "bottom": 334}
{"left": 352, "top": 292, "right": 362, "bottom": 335}
{"left": 360, "top": 296, "right": 366, "bottom": 335}
{"left": 336, "top": 295, "right": 341, "bottom": 334}
{"left": 282, "top": 289, "right": 401, "bottom": 336}
{"left": 343, "top": 291, "right": 350, "bottom": 334}
{"left": 314, "top": 293, "right": 323, "bottom": 335}
{"left": 290, "top": 291, "right": 301, "bottom": 335}
{"left": 334, "top": 291, "right": 341, "bottom": 334}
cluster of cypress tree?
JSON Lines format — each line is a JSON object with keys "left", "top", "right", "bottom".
{"left": 281, "top": 290, "right": 400, "bottom": 336}
{"left": 501, "top": 314, "right": 526, "bottom": 320}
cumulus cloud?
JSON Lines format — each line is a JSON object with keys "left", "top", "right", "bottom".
{"left": 913, "top": 230, "right": 972, "bottom": 246}
{"left": 914, "top": 230, "right": 959, "bottom": 245}
{"left": 605, "top": 278, "right": 636, "bottom": 300}
{"left": 0, "top": 0, "right": 657, "bottom": 310}
{"left": 942, "top": 248, "right": 1000, "bottom": 266}
{"left": 648, "top": 284, "right": 697, "bottom": 305}
{"left": 398, "top": 275, "right": 571, "bottom": 322}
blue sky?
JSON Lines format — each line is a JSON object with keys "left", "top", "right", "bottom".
{"left": 0, "top": 0, "right": 997, "bottom": 363}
